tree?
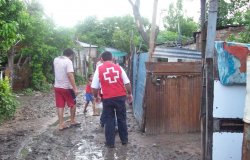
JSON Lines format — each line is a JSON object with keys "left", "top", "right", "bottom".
{"left": 227, "top": 10, "right": 250, "bottom": 43}
{"left": 75, "top": 16, "right": 105, "bottom": 46}
{"left": 128, "top": 0, "right": 156, "bottom": 47}
{"left": 75, "top": 15, "right": 147, "bottom": 53}
{"left": 0, "top": 0, "right": 29, "bottom": 86}
{"left": 0, "top": 0, "right": 28, "bottom": 52}
{"left": 216, "top": 0, "right": 250, "bottom": 27}
{"left": 163, "top": 0, "right": 198, "bottom": 38}
{"left": 19, "top": 1, "right": 73, "bottom": 90}
{"left": 109, "top": 15, "right": 146, "bottom": 53}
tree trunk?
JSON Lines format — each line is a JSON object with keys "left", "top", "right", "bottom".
{"left": 128, "top": 0, "right": 149, "bottom": 45}
{"left": 148, "top": 0, "right": 158, "bottom": 62}
{"left": 7, "top": 47, "right": 15, "bottom": 88}
{"left": 17, "top": 54, "right": 23, "bottom": 69}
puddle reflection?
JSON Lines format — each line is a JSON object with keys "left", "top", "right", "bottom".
{"left": 102, "top": 146, "right": 128, "bottom": 160}
{"left": 74, "top": 140, "right": 129, "bottom": 160}
{"left": 74, "top": 140, "right": 102, "bottom": 160}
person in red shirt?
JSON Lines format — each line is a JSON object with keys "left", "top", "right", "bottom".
{"left": 91, "top": 51, "right": 133, "bottom": 148}
{"left": 83, "top": 74, "right": 98, "bottom": 116}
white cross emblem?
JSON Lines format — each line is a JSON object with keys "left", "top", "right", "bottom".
{"left": 103, "top": 67, "right": 119, "bottom": 83}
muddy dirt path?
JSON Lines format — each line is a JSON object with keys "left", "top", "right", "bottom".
{"left": 0, "top": 87, "right": 201, "bottom": 160}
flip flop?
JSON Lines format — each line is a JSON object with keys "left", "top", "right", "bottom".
{"left": 59, "top": 126, "right": 70, "bottom": 131}
{"left": 70, "top": 122, "right": 81, "bottom": 127}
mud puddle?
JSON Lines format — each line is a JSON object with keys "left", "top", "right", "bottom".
{"left": 0, "top": 88, "right": 201, "bottom": 160}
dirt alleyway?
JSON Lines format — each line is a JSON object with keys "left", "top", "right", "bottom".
{"left": 0, "top": 88, "right": 201, "bottom": 160}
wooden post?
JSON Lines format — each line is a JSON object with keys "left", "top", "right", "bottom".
{"left": 205, "top": 58, "right": 214, "bottom": 160}
{"left": 88, "top": 44, "right": 92, "bottom": 75}
{"left": 204, "top": 0, "right": 218, "bottom": 159}
{"left": 200, "top": 0, "right": 207, "bottom": 159}
{"left": 7, "top": 48, "right": 15, "bottom": 87}
{"left": 148, "top": 0, "right": 158, "bottom": 62}
{"left": 243, "top": 56, "right": 250, "bottom": 160}
{"left": 242, "top": 123, "right": 250, "bottom": 160}
{"left": 78, "top": 49, "right": 83, "bottom": 76}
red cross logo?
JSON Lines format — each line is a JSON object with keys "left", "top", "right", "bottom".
{"left": 103, "top": 67, "right": 119, "bottom": 83}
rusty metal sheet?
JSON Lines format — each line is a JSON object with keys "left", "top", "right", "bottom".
{"left": 146, "top": 62, "right": 202, "bottom": 74}
{"left": 144, "top": 62, "right": 202, "bottom": 134}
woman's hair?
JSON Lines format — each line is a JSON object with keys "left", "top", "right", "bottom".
{"left": 101, "top": 51, "right": 112, "bottom": 61}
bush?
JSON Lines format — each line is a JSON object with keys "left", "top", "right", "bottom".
{"left": 22, "top": 88, "right": 34, "bottom": 96}
{"left": 0, "top": 77, "right": 18, "bottom": 123}
{"left": 31, "top": 69, "right": 51, "bottom": 92}
{"left": 75, "top": 73, "right": 85, "bottom": 86}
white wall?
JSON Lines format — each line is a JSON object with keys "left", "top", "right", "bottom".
{"left": 213, "top": 80, "right": 246, "bottom": 118}
{"left": 213, "top": 132, "right": 243, "bottom": 160}
{"left": 213, "top": 80, "right": 245, "bottom": 160}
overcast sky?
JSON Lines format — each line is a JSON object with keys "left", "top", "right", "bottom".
{"left": 38, "top": 0, "right": 200, "bottom": 28}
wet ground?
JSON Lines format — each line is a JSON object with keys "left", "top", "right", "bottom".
{"left": 0, "top": 87, "right": 201, "bottom": 160}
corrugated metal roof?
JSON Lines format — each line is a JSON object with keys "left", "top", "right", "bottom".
{"left": 75, "top": 40, "right": 98, "bottom": 48}
{"left": 102, "top": 47, "right": 127, "bottom": 57}
{"left": 153, "top": 47, "right": 201, "bottom": 60}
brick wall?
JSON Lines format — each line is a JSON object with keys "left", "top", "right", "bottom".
{"left": 196, "top": 26, "right": 246, "bottom": 51}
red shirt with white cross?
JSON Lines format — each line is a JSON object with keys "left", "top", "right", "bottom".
{"left": 95, "top": 61, "right": 128, "bottom": 99}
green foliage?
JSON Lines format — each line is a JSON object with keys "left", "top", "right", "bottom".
{"left": 226, "top": 10, "right": 250, "bottom": 43}
{"left": 88, "top": 60, "right": 94, "bottom": 75}
{"left": 163, "top": 0, "right": 198, "bottom": 38}
{"left": 75, "top": 15, "right": 148, "bottom": 53}
{"left": 157, "top": 31, "right": 179, "bottom": 43}
{"left": 30, "top": 62, "right": 51, "bottom": 91}
{"left": 216, "top": 0, "right": 250, "bottom": 27}
{"left": 75, "top": 73, "right": 85, "bottom": 86}
{"left": 0, "top": 77, "right": 18, "bottom": 123}
{"left": 178, "top": 17, "right": 198, "bottom": 37}
{"left": 0, "top": 0, "right": 28, "bottom": 52}
{"left": 157, "top": 30, "right": 193, "bottom": 45}
{"left": 22, "top": 88, "right": 33, "bottom": 96}
{"left": 18, "top": 1, "right": 74, "bottom": 91}
{"left": 160, "top": 0, "right": 197, "bottom": 44}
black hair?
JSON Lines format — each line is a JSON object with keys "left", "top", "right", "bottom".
{"left": 101, "top": 51, "right": 112, "bottom": 61}
{"left": 88, "top": 73, "right": 93, "bottom": 78}
{"left": 63, "top": 48, "right": 75, "bottom": 57}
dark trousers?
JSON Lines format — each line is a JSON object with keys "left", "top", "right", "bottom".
{"left": 102, "top": 96, "right": 128, "bottom": 145}
{"left": 100, "top": 110, "right": 105, "bottom": 126}
{"left": 100, "top": 110, "right": 117, "bottom": 127}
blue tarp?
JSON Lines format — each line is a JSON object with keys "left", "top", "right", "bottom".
{"left": 132, "top": 52, "right": 148, "bottom": 127}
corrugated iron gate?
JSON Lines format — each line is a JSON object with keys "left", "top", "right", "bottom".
{"left": 144, "top": 62, "right": 202, "bottom": 134}
{"left": 132, "top": 53, "right": 148, "bottom": 129}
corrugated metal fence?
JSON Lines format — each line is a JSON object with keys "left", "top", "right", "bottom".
{"left": 132, "top": 53, "right": 202, "bottom": 134}
{"left": 144, "top": 62, "right": 202, "bottom": 134}
{"left": 133, "top": 53, "right": 148, "bottom": 128}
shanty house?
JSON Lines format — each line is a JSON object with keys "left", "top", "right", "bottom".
{"left": 74, "top": 40, "right": 98, "bottom": 78}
